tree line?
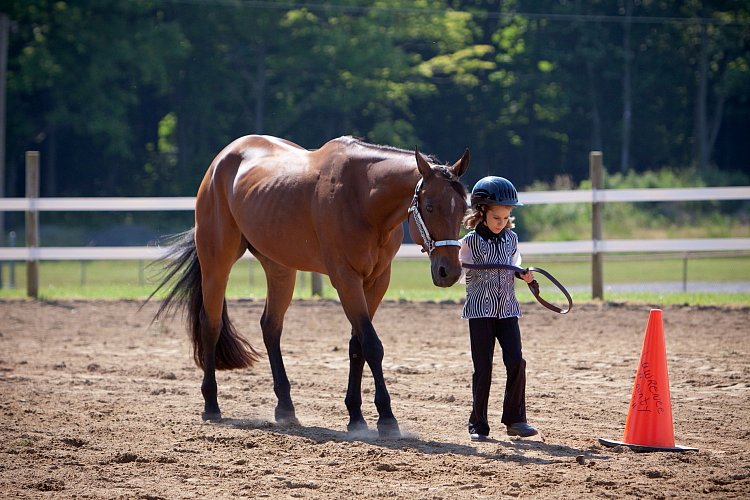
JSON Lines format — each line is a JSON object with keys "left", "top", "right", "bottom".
{"left": 3, "top": 0, "right": 749, "bottom": 199}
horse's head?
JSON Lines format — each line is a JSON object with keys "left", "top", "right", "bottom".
{"left": 408, "top": 147, "right": 470, "bottom": 287}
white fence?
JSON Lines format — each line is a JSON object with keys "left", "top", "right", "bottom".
{"left": 2, "top": 150, "right": 749, "bottom": 298}
{"left": 1, "top": 187, "right": 748, "bottom": 261}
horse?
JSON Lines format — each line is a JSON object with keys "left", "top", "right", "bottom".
{"left": 149, "top": 135, "right": 470, "bottom": 437}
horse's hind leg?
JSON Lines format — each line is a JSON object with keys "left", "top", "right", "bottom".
{"left": 195, "top": 226, "right": 245, "bottom": 421}
{"left": 256, "top": 256, "right": 298, "bottom": 424}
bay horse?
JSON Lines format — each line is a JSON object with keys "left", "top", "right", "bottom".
{"left": 150, "top": 135, "right": 470, "bottom": 437}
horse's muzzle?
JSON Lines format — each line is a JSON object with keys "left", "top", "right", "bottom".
{"left": 431, "top": 256, "right": 462, "bottom": 287}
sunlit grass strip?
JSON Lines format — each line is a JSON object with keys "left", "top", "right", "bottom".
{"left": 1, "top": 286, "right": 747, "bottom": 308}
{"left": 0, "top": 256, "right": 748, "bottom": 306}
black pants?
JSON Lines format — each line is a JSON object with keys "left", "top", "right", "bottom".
{"left": 468, "top": 316, "right": 527, "bottom": 436}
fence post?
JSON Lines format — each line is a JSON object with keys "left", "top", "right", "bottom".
{"left": 8, "top": 230, "right": 15, "bottom": 288}
{"left": 311, "top": 272, "right": 323, "bottom": 297}
{"left": 0, "top": 14, "right": 8, "bottom": 290}
{"left": 25, "top": 151, "right": 40, "bottom": 298}
{"left": 682, "top": 252, "right": 688, "bottom": 292}
{"left": 590, "top": 151, "right": 604, "bottom": 300}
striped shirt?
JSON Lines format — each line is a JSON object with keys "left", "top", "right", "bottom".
{"left": 459, "top": 228, "right": 523, "bottom": 319}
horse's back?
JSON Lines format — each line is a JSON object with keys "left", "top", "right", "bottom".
{"left": 215, "top": 134, "right": 307, "bottom": 173}
{"left": 197, "top": 136, "right": 335, "bottom": 271}
{"left": 206, "top": 135, "right": 364, "bottom": 189}
{"left": 200, "top": 134, "right": 311, "bottom": 193}
{"left": 196, "top": 135, "right": 404, "bottom": 274}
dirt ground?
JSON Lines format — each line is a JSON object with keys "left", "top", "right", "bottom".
{"left": 1, "top": 298, "right": 748, "bottom": 499}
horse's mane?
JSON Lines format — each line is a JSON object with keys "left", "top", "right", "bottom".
{"left": 336, "top": 136, "right": 467, "bottom": 197}
{"left": 338, "top": 135, "right": 438, "bottom": 162}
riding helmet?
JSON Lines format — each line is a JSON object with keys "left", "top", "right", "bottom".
{"left": 470, "top": 176, "right": 523, "bottom": 207}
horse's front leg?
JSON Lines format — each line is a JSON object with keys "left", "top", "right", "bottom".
{"left": 335, "top": 269, "right": 399, "bottom": 437}
{"left": 344, "top": 330, "right": 368, "bottom": 432}
{"left": 357, "top": 319, "right": 400, "bottom": 437}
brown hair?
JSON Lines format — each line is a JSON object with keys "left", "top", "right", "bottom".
{"left": 462, "top": 204, "right": 515, "bottom": 230}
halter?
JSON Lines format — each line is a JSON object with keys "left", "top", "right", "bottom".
{"left": 408, "top": 178, "right": 462, "bottom": 256}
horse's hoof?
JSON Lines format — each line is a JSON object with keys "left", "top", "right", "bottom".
{"left": 201, "top": 410, "right": 222, "bottom": 422}
{"left": 377, "top": 419, "right": 401, "bottom": 438}
{"left": 277, "top": 415, "right": 300, "bottom": 426}
{"left": 275, "top": 407, "right": 299, "bottom": 426}
{"left": 347, "top": 418, "right": 368, "bottom": 433}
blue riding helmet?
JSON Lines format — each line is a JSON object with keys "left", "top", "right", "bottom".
{"left": 470, "top": 176, "right": 523, "bottom": 207}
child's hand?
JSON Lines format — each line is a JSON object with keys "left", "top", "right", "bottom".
{"left": 519, "top": 269, "right": 534, "bottom": 283}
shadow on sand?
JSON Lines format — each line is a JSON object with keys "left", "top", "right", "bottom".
{"left": 214, "top": 417, "right": 610, "bottom": 465}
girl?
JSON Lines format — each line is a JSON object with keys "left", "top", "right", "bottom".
{"left": 459, "top": 176, "right": 538, "bottom": 440}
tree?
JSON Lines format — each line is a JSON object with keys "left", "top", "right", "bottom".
{"left": 4, "top": 0, "right": 187, "bottom": 196}
{"left": 275, "top": 0, "right": 487, "bottom": 148}
{"left": 620, "top": 0, "right": 633, "bottom": 173}
{"left": 2, "top": 0, "right": 749, "bottom": 202}
{"left": 1, "top": 12, "right": 9, "bottom": 249}
{"left": 684, "top": 1, "right": 750, "bottom": 172}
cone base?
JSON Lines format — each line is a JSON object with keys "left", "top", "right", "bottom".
{"left": 598, "top": 437, "right": 698, "bottom": 453}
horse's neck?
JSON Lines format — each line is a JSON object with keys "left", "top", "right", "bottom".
{"left": 365, "top": 157, "right": 421, "bottom": 232}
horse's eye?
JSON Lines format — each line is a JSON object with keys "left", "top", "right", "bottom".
{"left": 425, "top": 203, "right": 434, "bottom": 213}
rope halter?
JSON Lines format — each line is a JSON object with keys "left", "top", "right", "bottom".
{"left": 407, "top": 178, "right": 462, "bottom": 256}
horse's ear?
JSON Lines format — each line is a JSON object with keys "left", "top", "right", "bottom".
{"left": 450, "top": 148, "right": 470, "bottom": 178}
{"left": 415, "top": 146, "right": 433, "bottom": 178}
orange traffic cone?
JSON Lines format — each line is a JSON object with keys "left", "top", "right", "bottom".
{"left": 599, "top": 309, "right": 697, "bottom": 452}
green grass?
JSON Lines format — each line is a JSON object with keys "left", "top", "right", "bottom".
{"left": 0, "top": 256, "right": 748, "bottom": 306}
{"left": 588, "top": 291, "right": 750, "bottom": 307}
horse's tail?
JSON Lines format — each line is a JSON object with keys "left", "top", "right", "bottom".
{"left": 145, "top": 228, "right": 260, "bottom": 371}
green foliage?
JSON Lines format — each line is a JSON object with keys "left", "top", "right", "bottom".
{"left": 4, "top": 1, "right": 748, "bottom": 199}
{"left": 5, "top": 0, "right": 188, "bottom": 195}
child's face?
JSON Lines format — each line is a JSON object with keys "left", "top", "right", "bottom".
{"left": 484, "top": 205, "right": 512, "bottom": 234}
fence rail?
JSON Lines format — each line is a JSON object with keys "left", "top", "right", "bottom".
{"left": 1, "top": 238, "right": 750, "bottom": 262}
{"left": 1, "top": 187, "right": 748, "bottom": 261}
{"left": 2, "top": 186, "right": 749, "bottom": 212}
{"left": 1, "top": 150, "right": 749, "bottom": 297}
